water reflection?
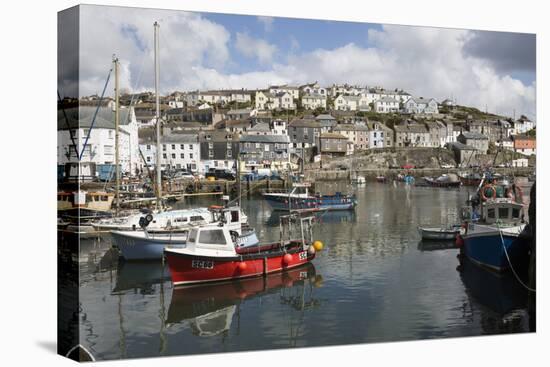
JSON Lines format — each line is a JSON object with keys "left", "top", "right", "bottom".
{"left": 166, "top": 264, "right": 321, "bottom": 338}
{"left": 417, "top": 240, "right": 458, "bottom": 252}
{"left": 113, "top": 261, "right": 171, "bottom": 294}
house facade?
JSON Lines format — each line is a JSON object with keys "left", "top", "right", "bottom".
{"left": 57, "top": 106, "right": 140, "bottom": 175}
{"left": 239, "top": 134, "right": 291, "bottom": 171}
{"left": 319, "top": 133, "right": 354, "bottom": 157}
{"left": 301, "top": 94, "right": 327, "bottom": 110}
{"left": 198, "top": 131, "right": 240, "bottom": 173}
{"left": 373, "top": 97, "right": 400, "bottom": 113}
{"left": 457, "top": 132, "right": 489, "bottom": 154}
{"left": 512, "top": 135, "right": 536, "bottom": 155}
{"left": 403, "top": 97, "right": 439, "bottom": 114}
{"left": 333, "top": 94, "right": 369, "bottom": 111}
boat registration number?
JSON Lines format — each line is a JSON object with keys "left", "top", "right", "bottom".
{"left": 191, "top": 260, "right": 214, "bottom": 269}
{"left": 299, "top": 251, "right": 307, "bottom": 260}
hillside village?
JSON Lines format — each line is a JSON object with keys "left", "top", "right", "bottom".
{"left": 58, "top": 82, "right": 536, "bottom": 176}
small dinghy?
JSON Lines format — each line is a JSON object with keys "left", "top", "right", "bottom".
{"left": 418, "top": 225, "right": 461, "bottom": 241}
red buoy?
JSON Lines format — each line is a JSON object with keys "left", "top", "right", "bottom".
{"left": 283, "top": 253, "right": 292, "bottom": 264}
{"left": 238, "top": 262, "right": 247, "bottom": 271}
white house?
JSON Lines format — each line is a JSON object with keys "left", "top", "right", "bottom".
{"left": 268, "top": 85, "right": 299, "bottom": 100}
{"left": 301, "top": 94, "right": 327, "bottom": 110}
{"left": 255, "top": 91, "right": 295, "bottom": 110}
{"left": 334, "top": 94, "right": 369, "bottom": 111}
{"left": 300, "top": 82, "right": 327, "bottom": 96}
{"left": 403, "top": 97, "right": 439, "bottom": 114}
{"left": 373, "top": 97, "right": 400, "bottom": 113}
{"left": 57, "top": 106, "right": 140, "bottom": 175}
{"left": 141, "top": 133, "right": 201, "bottom": 173}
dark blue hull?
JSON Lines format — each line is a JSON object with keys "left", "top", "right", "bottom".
{"left": 264, "top": 194, "right": 356, "bottom": 211}
{"left": 463, "top": 230, "right": 529, "bottom": 272}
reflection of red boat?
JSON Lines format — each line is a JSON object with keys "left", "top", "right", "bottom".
{"left": 165, "top": 215, "right": 319, "bottom": 286}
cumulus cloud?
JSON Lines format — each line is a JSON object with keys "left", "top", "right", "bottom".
{"left": 75, "top": 7, "right": 535, "bottom": 119}
{"left": 234, "top": 32, "right": 278, "bottom": 64}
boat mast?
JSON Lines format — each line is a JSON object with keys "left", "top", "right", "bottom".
{"left": 114, "top": 55, "right": 120, "bottom": 217}
{"left": 154, "top": 21, "right": 162, "bottom": 208}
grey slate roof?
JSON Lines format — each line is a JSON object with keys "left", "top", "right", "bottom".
{"left": 239, "top": 134, "right": 290, "bottom": 143}
{"left": 461, "top": 132, "right": 488, "bottom": 140}
{"left": 58, "top": 106, "right": 132, "bottom": 130}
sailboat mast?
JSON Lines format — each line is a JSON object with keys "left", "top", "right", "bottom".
{"left": 114, "top": 55, "right": 120, "bottom": 216}
{"left": 154, "top": 21, "right": 162, "bottom": 208}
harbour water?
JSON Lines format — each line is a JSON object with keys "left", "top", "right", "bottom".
{"left": 74, "top": 182, "right": 533, "bottom": 360}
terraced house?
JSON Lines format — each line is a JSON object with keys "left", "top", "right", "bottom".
{"left": 239, "top": 134, "right": 291, "bottom": 171}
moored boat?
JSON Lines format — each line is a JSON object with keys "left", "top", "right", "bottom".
{"left": 164, "top": 214, "right": 321, "bottom": 286}
{"left": 263, "top": 182, "right": 356, "bottom": 211}
{"left": 422, "top": 174, "right": 461, "bottom": 188}
{"left": 111, "top": 206, "right": 256, "bottom": 260}
{"left": 418, "top": 225, "right": 461, "bottom": 240}
{"left": 459, "top": 172, "right": 482, "bottom": 186}
{"left": 458, "top": 176, "right": 529, "bottom": 272}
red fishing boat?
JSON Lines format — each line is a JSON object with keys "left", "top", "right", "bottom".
{"left": 164, "top": 214, "right": 322, "bottom": 286}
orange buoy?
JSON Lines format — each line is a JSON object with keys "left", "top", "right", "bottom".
{"left": 238, "top": 262, "right": 247, "bottom": 271}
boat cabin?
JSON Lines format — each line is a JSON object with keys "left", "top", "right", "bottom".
{"left": 183, "top": 225, "right": 238, "bottom": 258}
{"left": 481, "top": 201, "right": 523, "bottom": 225}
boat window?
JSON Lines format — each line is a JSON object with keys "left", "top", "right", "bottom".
{"left": 190, "top": 215, "right": 204, "bottom": 222}
{"left": 174, "top": 217, "right": 188, "bottom": 223}
{"left": 498, "top": 207, "right": 509, "bottom": 219}
{"left": 487, "top": 208, "right": 495, "bottom": 219}
{"left": 187, "top": 229, "right": 198, "bottom": 243}
{"left": 512, "top": 208, "right": 520, "bottom": 219}
{"left": 199, "top": 229, "right": 227, "bottom": 245}
{"left": 231, "top": 210, "right": 239, "bottom": 223}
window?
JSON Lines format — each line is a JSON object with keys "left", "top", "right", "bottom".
{"left": 209, "top": 150, "right": 214, "bottom": 158}
{"left": 498, "top": 207, "right": 509, "bottom": 219}
{"left": 208, "top": 142, "right": 213, "bottom": 149}
{"left": 83, "top": 129, "right": 89, "bottom": 137}
{"left": 180, "top": 153, "right": 185, "bottom": 159}
{"left": 187, "top": 229, "right": 198, "bottom": 243}
{"left": 227, "top": 150, "right": 232, "bottom": 158}
{"left": 512, "top": 208, "right": 520, "bottom": 219}
{"left": 180, "top": 144, "right": 184, "bottom": 149}
{"left": 163, "top": 153, "right": 167, "bottom": 159}
{"left": 146, "top": 145, "right": 151, "bottom": 150}
{"left": 108, "top": 130, "right": 113, "bottom": 139}
{"left": 256, "top": 143, "right": 261, "bottom": 148}
{"left": 488, "top": 208, "right": 495, "bottom": 219}
{"left": 171, "top": 144, "right": 176, "bottom": 150}
{"left": 189, "top": 144, "right": 193, "bottom": 150}
{"left": 163, "top": 144, "right": 166, "bottom": 151}
{"left": 264, "top": 145, "right": 270, "bottom": 152}
{"left": 189, "top": 153, "right": 193, "bottom": 159}
{"left": 146, "top": 156, "right": 151, "bottom": 162}
{"left": 227, "top": 142, "right": 231, "bottom": 149}
{"left": 171, "top": 153, "right": 176, "bottom": 159}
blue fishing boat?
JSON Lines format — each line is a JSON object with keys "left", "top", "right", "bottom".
{"left": 263, "top": 182, "right": 357, "bottom": 211}
{"left": 458, "top": 175, "right": 529, "bottom": 272}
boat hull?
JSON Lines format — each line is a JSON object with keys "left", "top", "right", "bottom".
{"left": 112, "top": 229, "right": 260, "bottom": 261}
{"left": 264, "top": 194, "right": 356, "bottom": 211}
{"left": 418, "top": 228, "right": 458, "bottom": 240}
{"left": 165, "top": 243, "right": 315, "bottom": 286}
{"left": 463, "top": 226, "right": 528, "bottom": 272}
{"left": 111, "top": 231, "right": 187, "bottom": 260}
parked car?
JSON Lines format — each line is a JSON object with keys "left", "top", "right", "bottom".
{"left": 205, "top": 169, "right": 236, "bottom": 180}
{"left": 172, "top": 171, "right": 195, "bottom": 180}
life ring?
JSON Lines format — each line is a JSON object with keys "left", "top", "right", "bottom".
{"left": 480, "top": 184, "right": 496, "bottom": 201}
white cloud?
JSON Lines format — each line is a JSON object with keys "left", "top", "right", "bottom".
{"left": 257, "top": 16, "right": 274, "bottom": 32}
{"left": 234, "top": 32, "right": 278, "bottom": 64}
{"left": 75, "top": 8, "right": 535, "bottom": 119}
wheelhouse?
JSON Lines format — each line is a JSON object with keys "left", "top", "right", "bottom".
{"left": 482, "top": 201, "right": 523, "bottom": 225}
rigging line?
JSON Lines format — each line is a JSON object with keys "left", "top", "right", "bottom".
{"left": 80, "top": 66, "right": 114, "bottom": 161}
{"left": 496, "top": 220, "right": 536, "bottom": 292}
{"left": 57, "top": 90, "right": 79, "bottom": 154}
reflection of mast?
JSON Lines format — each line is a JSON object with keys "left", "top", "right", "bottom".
{"left": 158, "top": 263, "right": 167, "bottom": 355}
{"left": 117, "top": 293, "right": 127, "bottom": 358}
{"left": 113, "top": 56, "right": 120, "bottom": 216}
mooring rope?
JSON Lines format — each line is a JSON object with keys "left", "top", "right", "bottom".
{"left": 496, "top": 220, "right": 535, "bottom": 292}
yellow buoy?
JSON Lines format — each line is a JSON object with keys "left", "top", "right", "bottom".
{"left": 313, "top": 240, "right": 324, "bottom": 251}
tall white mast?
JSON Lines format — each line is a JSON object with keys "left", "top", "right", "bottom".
{"left": 114, "top": 55, "right": 120, "bottom": 216}
{"left": 154, "top": 21, "right": 162, "bottom": 208}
